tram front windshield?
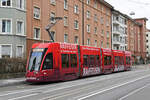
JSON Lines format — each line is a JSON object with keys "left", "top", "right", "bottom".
{"left": 28, "top": 49, "right": 46, "bottom": 72}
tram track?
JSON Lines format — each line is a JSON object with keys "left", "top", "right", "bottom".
{"left": 0, "top": 68, "right": 150, "bottom": 100}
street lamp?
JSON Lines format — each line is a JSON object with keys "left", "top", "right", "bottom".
{"left": 129, "top": 11, "right": 135, "bottom": 16}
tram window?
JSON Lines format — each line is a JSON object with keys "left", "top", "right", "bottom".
{"left": 104, "top": 56, "right": 111, "bottom": 65}
{"left": 104, "top": 56, "right": 107, "bottom": 65}
{"left": 107, "top": 56, "right": 112, "bottom": 65}
{"left": 121, "top": 57, "right": 124, "bottom": 65}
{"left": 61, "top": 54, "right": 69, "bottom": 68}
{"left": 70, "top": 54, "right": 77, "bottom": 67}
{"left": 126, "top": 57, "right": 130, "bottom": 64}
{"left": 95, "top": 55, "right": 100, "bottom": 66}
{"left": 119, "top": 56, "right": 121, "bottom": 65}
{"left": 119, "top": 56, "right": 124, "bottom": 65}
{"left": 89, "top": 55, "right": 95, "bottom": 67}
{"left": 42, "top": 53, "right": 53, "bottom": 70}
{"left": 83, "top": 55, "right": 88, "bottom": 67}
{"left": 115, "top": 56, "right": 118, "bottom": 65}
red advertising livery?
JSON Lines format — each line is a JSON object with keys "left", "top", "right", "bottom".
{"left": 26, "top": 42, "right": 132, "bottom": 82}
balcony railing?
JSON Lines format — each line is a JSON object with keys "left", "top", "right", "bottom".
{"left": 113, "top": 30, "right": 120, "bottom": 35}
{"left": 113, "top": 39, "right": 121, "bottom": 45}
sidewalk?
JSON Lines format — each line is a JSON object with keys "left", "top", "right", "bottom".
{"left": 132, "top": 64, "right": 150, "bottom": 70}
{"left": 0, "top": 77, "right": 26, "bottom": 87}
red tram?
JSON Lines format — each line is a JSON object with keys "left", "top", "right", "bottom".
{"left": 26, "top": 42, "right": 131, "bottom": 82}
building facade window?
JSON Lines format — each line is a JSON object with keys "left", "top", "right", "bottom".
{"left": 64, "top": 0, "right": 68, "bottom": 10}
{"left": 50, "top": 0, "right": 56, "bottom": 5}
{"left": 34, "top": 28, "right": 40, "bottom": 39}
{"left": 94, "top": 14, "right": 98, "bottom": 22}
{"left": 74, "top": 36, "right": 79, "bottom": 44}
{"left": 101, "top": 29, "right": 104, "bottom": 36}
{"left": 101, "top": 41, "right": 103, "bottom": 47}
{"left": 95, "top": 40, "right": 97, "bottom": 47}
{"left": 147, "top": 46, "right": 149, "bottom": 48}
{"left": 74, "top": 5, "right": 79, "bottom": 14}
{"left": 18, "top": 0, "right": 24, "bottom": 9}
{"left": 100, "top": 17, "right": 104, "bottom": 24}
{"left": 64, "top": 34, "right": 68, "bottom": 43}
{"left": 107, "top": 42, "right": 109, "bottom": 48}
{"left": 17, "top": 21, "right": 24, "bottom": 35}
{"left": 2, "top": 19, "right": 11, "bottom": 34}
{"left": 86, "top": 0, "right": 90, "bottom": 5}
{"left": 86, "top": 11, "right": 90, "bottom": 19}
{"left": 87, "top": 24, "right": 90, "bottom": 33}
{"left": 74, "top": 20, "right": 79, "bottom": 29}
{"left": 2, "top": 0, "right": 11, "bottom": 7}
{"left": 107, "top": 31, "right": 109, "bottom": 38}
{"left": 94, "top": 0, "right": 97, "bottom": 8}
{"left": 87, "top": 38, "right": 90, "bottom": 46}
{"left": 64, "top": 16, "right": 68, "bottom": 26}
{"left": 33, "top": 7, "right": 40, "bottom": 19}
{"left": 106, "top": 18, "right": 109, "bottom": 26}
{"left": 94, "top": 27, "right": 97, "bottom": 34}
{"left": 0, "top": 45, "right": 12, "bottom": 58}
{"left": 16, "top": 45, "right": 23, "bottom": 58}
{"left": 146, "top": 34, "right": 148, "bottom": 37}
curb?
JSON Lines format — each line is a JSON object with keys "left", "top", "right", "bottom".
{"left": 0, "top": 79, "right": 26, "bottom": 87}
{"left": 132, "top": 64, "right": 150, "bottom": 70}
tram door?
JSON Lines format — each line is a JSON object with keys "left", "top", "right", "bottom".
{"left": 42, "top": 53, "right": 54, "bottom": 80}
{"left": 61, "top": 53, "right": 78, "bottom": 80}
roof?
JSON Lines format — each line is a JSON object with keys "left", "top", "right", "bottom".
{"left": 125, "top": 15, "right": 143, "bottom": 26}
{"left": 134, "top": 18, "right": 148, "bottom": 21}
{"left": 112, "top": 9, "right": 127, "bottom": 18}
{"left": 99, "top": 0, "right": 114, "bottom": 9}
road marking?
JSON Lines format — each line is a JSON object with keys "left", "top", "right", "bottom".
{"left": 118, "top": 83, "right": 150, "bottom": 100}
{"left": 8, "top": 93, "right": 38, "bottom": 100}
{"left": 78, "top": 74, "right": 150, "bottom": 100}
{"left": 40, "top": 84, "right": 92, "bottom": 100}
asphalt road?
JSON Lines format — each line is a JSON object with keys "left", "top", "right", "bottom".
{"left": 0, "top": 65, "right": 150, "bottom": 100}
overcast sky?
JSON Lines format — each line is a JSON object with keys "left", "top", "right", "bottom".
{"left": 105, "top": 0, "right": 150, "bottom": 29}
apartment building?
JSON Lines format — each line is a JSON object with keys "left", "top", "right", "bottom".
{"left": 26, "top": 0, "right": 113, "bottom": 56}
{"left": 135, "top": 18, "right": 148, "bottom": 58}
{"left": 127, "top": 17, "right": 148, "bottom": 64}
{"left": 146, "top": 29, "right": 150, "bottom": 57}
{"left": 112, "top": 10, "right": 127, "bottom": 51}
{"left": 0, "top": 0, "right": 26, "bottom": 58}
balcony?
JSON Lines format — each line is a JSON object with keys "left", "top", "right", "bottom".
{"left": 113, "top": 20, "right": 119, "bottom": 25}
{"left": 112, "top": 30, "right": 120, "bottom": 35}
{"left": 113, "top": 45, "right": 120, "bottom": 50}
{"left": 113, "top": 39, "right": 121, "bottom": 45}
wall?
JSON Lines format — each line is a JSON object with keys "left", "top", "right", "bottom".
{"left": 0, "top": 58, "right": 26, "bottom": 79}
